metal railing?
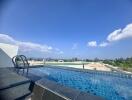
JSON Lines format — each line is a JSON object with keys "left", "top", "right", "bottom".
{"left": 12, "top": 55, "right": 29, "bottom": 75}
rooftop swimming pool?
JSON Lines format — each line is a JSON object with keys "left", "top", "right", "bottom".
{"left": 29, "top": 67, "right": 132, "bottom": 100}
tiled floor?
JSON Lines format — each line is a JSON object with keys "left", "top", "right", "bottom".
{"left": 0, "top": 68, "right": 31, "bottom": 100}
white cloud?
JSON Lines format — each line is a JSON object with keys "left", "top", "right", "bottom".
{"left": 72, "top": 43, "right": 78, "bottom": 50}
{"left": 0, "top": 34, "right": 16, "bottom": 44}
{"left": 55, "top": 48, "right": 60, "bottom": 51}
{"left": 87, "top": 41, "right": 97, "bottom": 47}
{"left": 99, "top": 42, "right": 109, "bottom": 47}
{"left": 59, "top": 51, "right": 64, "bottom": 54}
{"left": 87, "top": 23, "right": 132, "bottom": 48}
{"left": 107, "top": 23, "right": 132, "bottom": 42}
{"left": 55, "top": 48, "right": 64, "bottom": 54}
{"left": 17, "top": 41, "right": 53, "bottom": 53}
{"left": 0, "top": 33, "right": 63, "bottom": 54}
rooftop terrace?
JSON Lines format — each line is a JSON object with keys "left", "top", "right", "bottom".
{"left": 0, "top": 66, "right": 106, "bottom": 100}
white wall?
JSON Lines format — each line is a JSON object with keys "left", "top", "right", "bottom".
{"left": 0, "top": 43, "right": 18, "bottom": 67}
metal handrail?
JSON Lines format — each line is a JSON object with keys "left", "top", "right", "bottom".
{"left": 12, "top": 55, "right": 29, "bottom": 75}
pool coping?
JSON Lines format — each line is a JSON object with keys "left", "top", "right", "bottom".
{"left": 43, "top": 65, "right": 132, "bottom": 79}
{"left": 35, "top": 77, "right": 104, "bottom": 100}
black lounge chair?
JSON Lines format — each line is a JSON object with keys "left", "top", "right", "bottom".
{"left": 12, "top": 55, "right": 29, "bottom": 75}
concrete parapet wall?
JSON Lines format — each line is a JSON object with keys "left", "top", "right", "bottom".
{"left": 0, "top": 43, "right": 18, "bottom": 67}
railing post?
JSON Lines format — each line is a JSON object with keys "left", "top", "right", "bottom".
{"left": 83, "top": 64, "right": 84, "bottom": 69}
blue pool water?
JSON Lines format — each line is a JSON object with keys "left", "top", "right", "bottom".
{"left": 29, "top": 67, "right": 132, "bottom": 100}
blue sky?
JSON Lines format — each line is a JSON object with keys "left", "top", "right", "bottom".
{"left": 0, "top": 0, "right": 132, "bottom": 59}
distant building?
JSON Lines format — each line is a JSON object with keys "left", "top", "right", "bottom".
{"left": 72, "top": 57, "right": 78, "bottom": 62}
{"left": 0, "top": 43, "right": 18, "bottom": 67}
{"left": 58, "top": 60, "right": 64, "bottom": 62}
